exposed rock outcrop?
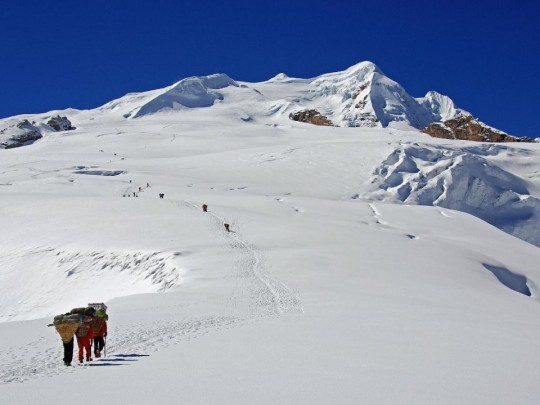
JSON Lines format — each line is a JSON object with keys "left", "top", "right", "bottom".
{"left": 0, "top": 120, "right": 42, "bottom": 149}
{"left": 47, "top": 115, "right": 75, "bottom": 131}
{"left": 423, "top": 115, "right": 533, "bottom": 143}
{"left": 289, "top": 109, "right": 333, "bottom": 126}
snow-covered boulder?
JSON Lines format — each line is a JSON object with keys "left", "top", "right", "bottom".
{"left": 47, "top": 115, "right": 75, "bottom": 131}
{"left": 0, "top": 119, "right": 42, "bottom": 149}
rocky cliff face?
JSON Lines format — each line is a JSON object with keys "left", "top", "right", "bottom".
{"left": 288, "top": 109, "right": 333, "bottom": 126}
{"left": 423, "top": 115, "right": 533, "bottom": 143}
{"left": 47, "top": 115, "right": 75, "bottom": 131}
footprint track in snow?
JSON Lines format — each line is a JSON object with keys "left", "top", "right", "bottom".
{"left": 1, "top": 199, "right": 303, "bottom": 384}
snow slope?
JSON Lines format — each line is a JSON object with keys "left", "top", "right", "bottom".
{"left": 1, "top": 63, "right": 540, "bottom": 404}
{"left": 133, "top": 74, "right": 241, "bottom": 117}
{"left": 366, "top": 142, "right": 540, "bottom": 246}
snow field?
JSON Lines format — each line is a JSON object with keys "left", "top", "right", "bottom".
{"left": 1, "top": 64, "right": 540, "bottom": 403}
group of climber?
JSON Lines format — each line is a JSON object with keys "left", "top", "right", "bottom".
{"left": 202, "top": 203, "right": 231, "bottom": 232}
{"left": 52, "top": 304, "right": 108, "bottom": 366}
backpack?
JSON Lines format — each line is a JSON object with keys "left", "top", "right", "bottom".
{"left": 88, "top": 302, "right": 108, "bottom": 312}
{"left": 91, "top": 316, "right": 106, "bottom": 334}
{"left": 94, "top": 308, "right": 109, "bottom": 320}
{"left": 53, "top": 314, "right": 83, "bottom": 343}
{"left": 70, "top": 306, "right": 95, "bottom": 316}
{"left": 75, "top": 316, "right": 93, "bottom": 338}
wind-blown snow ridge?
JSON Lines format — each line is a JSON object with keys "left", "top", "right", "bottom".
{"left": 418, "top": 91, "right": 469, "bottom": 122}
{"left": 0, "top": 247, "right": 179, "bottom": 322}
{"left": 365, "top": 143, "right": 540, "bottom": 246}
{"left": 133, "top": 73, "right": 238, "bottom": 117}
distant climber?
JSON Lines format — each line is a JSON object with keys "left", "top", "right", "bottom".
{"left": 224, "top": 223, "right": 230, "bottom": 232}
{"left": 202, "top": 204, "right": 208, "bottom": 212}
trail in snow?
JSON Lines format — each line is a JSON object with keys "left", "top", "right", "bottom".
{"left": 0, "top": 197, "right": 302, "bottom": 384}
{"left": 368, "top": 203, "right": 419, "bottom": 240}
{"left": 175, "top": 199, "right": 303, "bottom": 318}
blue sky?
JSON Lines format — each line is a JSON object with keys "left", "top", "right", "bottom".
{"left": 1, "top": 0, "right": 539, "bottom": 137}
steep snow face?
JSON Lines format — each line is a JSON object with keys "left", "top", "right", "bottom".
{"left": 368, "top": 72, "right": 436, "bottom": 128}
{"left": 310, "top": 61, "right": 382, "bottom": 127}
{"left": 308, "top": 61, "right": 449, "bottom": 129}
{"left": 133, "top": 74, "right": 239, "bottom": 117}
{"left": 366, "top": 143, "right": 540, "bottom": 246}
{"left": 417, "top": 91, "right": 468, "bottom": 122}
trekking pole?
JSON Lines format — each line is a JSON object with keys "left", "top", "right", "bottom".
{"left": 104, "top": 336, "right": 107, "bottom": 358}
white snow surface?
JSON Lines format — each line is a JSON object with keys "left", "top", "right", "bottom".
{"left": 96, "top": 61, "right": 467, "bottom": 129}
{"left": 417, "top": 90, "right": 469, "bottom": 122}
{"left": 133, "top": 74, "right": 241, "bottom": 117}
{"left": 1, "top": 63, "right": 540, "bottom": 404}
{"left": 366, "top": 142, "right": 540, "bottom": 246}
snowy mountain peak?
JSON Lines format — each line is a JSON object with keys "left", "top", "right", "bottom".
{"left": 417, "top": 90, "right": 468, "bottom": 122}
{"left": 90, "top": 60, "right": 475, "bottom": 131}
{"left": 133, "top": 73, "right": 239, "bottom": 118}
{"left": 307, "top": 61, "right": 436, "bottom": 128}
{"left": 343, "top": 60, "right": 383, "bottom": 75}
{"left": 310, "top": 61, "right": 381, "bottom": 86}
{"left": 0, "top": 61, "right": 509, "bottom": 139}
{"left": 268, "top": 73, "right": 290, "bottom": 81}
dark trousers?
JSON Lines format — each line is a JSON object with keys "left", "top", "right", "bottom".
{"left": 94, "top": 336, "right": 105, "bottom": 353}
{"left": 63, "top": 338, "right": 74, "bottom": 364}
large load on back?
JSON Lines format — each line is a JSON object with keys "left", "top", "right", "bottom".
{"left": 53, "top": 314, "right": 83, "bottom": 343}
{"left": 52, "top": 306, "right": 96, "bottom": 342}
{"left": 51, "top": 304, "right": 109, "bottom": 343}
{"left": 75, "top": 315, "right": 94, "bottom": 338}
{"left": 69, "top": 306, "right": 96, "bottom": 317}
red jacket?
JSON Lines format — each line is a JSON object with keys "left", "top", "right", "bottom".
{"left": 91, "top": 317, "right": 108, "bottom": 337}
{"left": 75, "top": 316, "right": 93, "bottom": 339}
{"left": 76, "top": 323, "right": 94, "bottom": 339}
